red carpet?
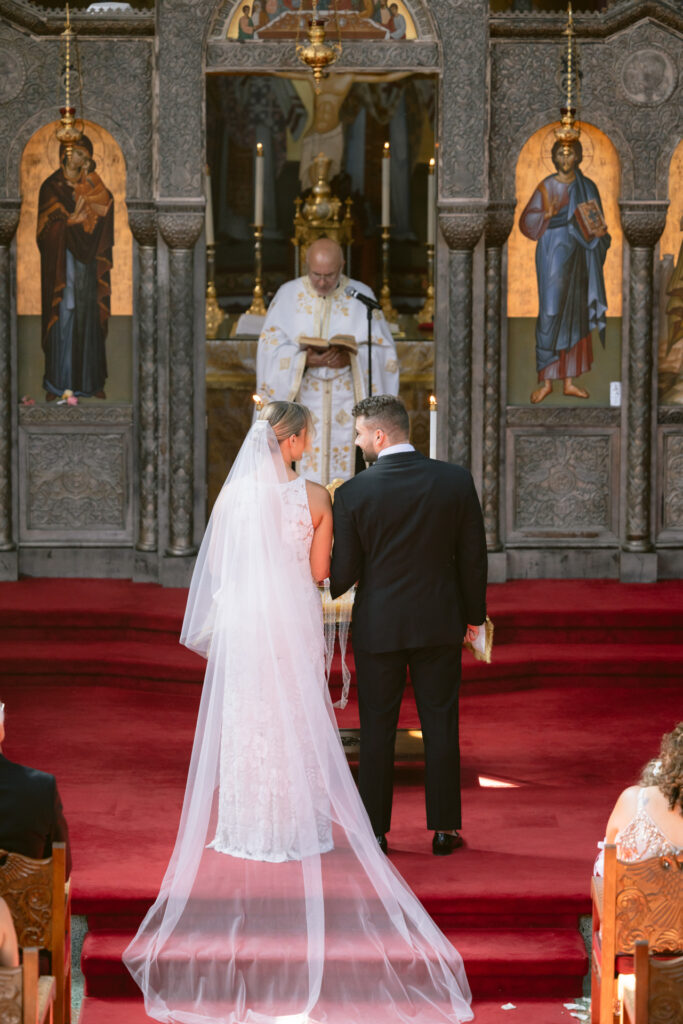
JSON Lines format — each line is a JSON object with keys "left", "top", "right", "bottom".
{"left": 0, "top": 578, "right": 681, "bottom": 1023}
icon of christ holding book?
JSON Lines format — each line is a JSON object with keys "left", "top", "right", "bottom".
{"left": 256, "top": 238, "right": 399, "bottom": 485}
{"left": 520, "top": 137, "right": 610, "bottom": 403}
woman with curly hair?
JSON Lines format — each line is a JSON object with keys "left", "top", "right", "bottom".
{"left": 595, "top": 723, "right": 683, "bottom": 873}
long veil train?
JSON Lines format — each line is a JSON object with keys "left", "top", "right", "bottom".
{"left": 123, "top": 420, "right": 473, "bottom": 1023}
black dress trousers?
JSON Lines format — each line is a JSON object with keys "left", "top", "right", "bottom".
{"left": 353, "top": 644, "right": 462, "bottom": 835}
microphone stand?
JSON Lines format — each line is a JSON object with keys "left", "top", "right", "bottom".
{"left": 345, "top": 287, "right": 378, "bottom": 397}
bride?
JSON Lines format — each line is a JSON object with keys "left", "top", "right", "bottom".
{"left": 124, "top": 401, "right": 473, "bottom": 1023}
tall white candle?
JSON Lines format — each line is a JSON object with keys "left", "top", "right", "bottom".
{"left": 204, "top": 166, "right": 215, "bottom": 247}
{"left": 381, "top": 142, "right": 390, "bottom": 228}
{"left": 429, "top": 394, "right": 437, "bottom": 459}
{"left": 427, "top": 157, "right": 435, "bottom": 246}
{"left": 254, "top": 142, "right": 264, "bottom": 227}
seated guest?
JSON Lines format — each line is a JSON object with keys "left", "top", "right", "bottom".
{"left": 0, "top": 703, "right": 72, "bottom": 876}
{"left": 0, "top": 897, "right": 18, "bottom": 968}
{"left": 595, "top": 722, "right": 683, "bottom": 874}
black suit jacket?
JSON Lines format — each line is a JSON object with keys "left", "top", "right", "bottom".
{"left": 330, "top": 452, "right": 487, "bottom": 653}
{"left": 0, "top": 754, "right": 72, "bottom": 875}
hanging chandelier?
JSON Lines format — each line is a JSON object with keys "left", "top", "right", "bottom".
{"left": 296, "top": 0, "right": 342, "bottom": 94}
{"left": 56, "top": 4, "right": 84, "bottom": 153}
{"left": 555, "top": 2, "right": 581, "bottom": 146}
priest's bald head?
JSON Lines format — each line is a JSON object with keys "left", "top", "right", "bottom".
{"left": 305, "top": 238, "right": 344, "bottom": 297}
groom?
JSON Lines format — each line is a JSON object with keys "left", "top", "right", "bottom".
{"left": 330, "top": 395, "right": 487, "bottom": 855}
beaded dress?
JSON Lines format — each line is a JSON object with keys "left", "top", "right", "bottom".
{"left": 614, "top": 787, "right": 682, "bottom": 862}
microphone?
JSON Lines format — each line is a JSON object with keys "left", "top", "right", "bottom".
{"left": 344, "top": 285, "right": 381, "bottom": 311}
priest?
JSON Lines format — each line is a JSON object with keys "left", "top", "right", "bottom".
{"left": 255, "top": 238, "right": 399, "bottom": 485}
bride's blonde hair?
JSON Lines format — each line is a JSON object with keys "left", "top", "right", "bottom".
{"left": 259, "top": 401, "right": 314, "bottom": 443}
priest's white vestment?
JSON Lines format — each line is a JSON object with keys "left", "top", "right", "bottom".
{"left": 255, "top": 274, "right": 399, "bottom": 484}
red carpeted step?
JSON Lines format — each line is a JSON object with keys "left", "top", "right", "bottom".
{"left": 3, "top": 637, "right": 681, "bottom": 694}
{"left": 81, "top": 925, "right": 586, "bottom": 1000}
{"left": 0, "top": 639, "right": 204, "bottom": 685}
{"left": 486, "top": 578, "right": 683, "bottom": 644}
{"left": 77, "top": 994, "right": 586, "bottom": 1024}
{"left": 470, "top": 998, "right": 587, "bottom": 1023}
{"left": 2, "top": 578, "right": 682, "bottom": 645}
{"left": 0, "top": 579, "right": 187, "bottom": 635}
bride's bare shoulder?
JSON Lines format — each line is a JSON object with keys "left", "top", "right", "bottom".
{"left": 305, "top": 479, "right": 332, "bottom": 511}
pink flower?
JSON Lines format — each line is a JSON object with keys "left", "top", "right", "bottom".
{"left": 67, "top": 395, "right": 78, "bottom": 406}
{"left": 21, "top": 395, "right": 35, "bottom": 406}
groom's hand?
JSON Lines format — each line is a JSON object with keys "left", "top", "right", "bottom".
{"left": 465, "top": 624, "right": 479, "bottom": 643}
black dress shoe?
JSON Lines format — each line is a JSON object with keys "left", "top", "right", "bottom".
{"left": 376, "top": 834, "right": 388, "bottom": 854}
{"left": 432, "top": 831, "right": 464, "bottom": 855}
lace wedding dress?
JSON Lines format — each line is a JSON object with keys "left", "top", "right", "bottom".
{"left": 209, "top": 476, "right": 333, "bottom": 863}
{"left": 123, "top": 421, "right": 473, "bottom": 1024}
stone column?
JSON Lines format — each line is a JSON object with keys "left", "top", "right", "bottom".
{"left": 128, "top": 203, "right": 159, "bottom": 553}
{"left": 158, "top": 209, "right": 204, "bottom": 557}
{"left": 619, "top": 200, "right": 668, "bottom": 580}
{"left": 429, "top": 0, "right": 488, "bottom": 469}
{"left": 0, "top": 202, "right": 20, "bottom": 555}
{"left": 439, "top": 204, "right": 487, "bottom": 469}
{"left": 484, "top": 202, "right": 516, "bottom": 555}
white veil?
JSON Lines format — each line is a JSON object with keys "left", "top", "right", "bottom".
{"left": 123, "top": 420, "right": 473, "bottom": 1023}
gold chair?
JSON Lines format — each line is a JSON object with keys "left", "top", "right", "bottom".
{"left": 0, "top": 947, "right": 56, "bottom": 1024}
{"left": 621, "top": 940, "right": 683, "bottom": 1024}
{"left": 0, "top": 845, "right": 70, "bottom": 1024}
{"left": 590, "top": 844, "right": 683, "bottom": 1024}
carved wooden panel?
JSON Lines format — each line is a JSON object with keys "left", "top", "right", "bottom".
{"left": 0, "top": 850, "right": 52, "bottom": 949}
{"left": 0, "top": 964, "right": 22, "bottom": 1021}
{"left": 647, "top": 954, "right": 683, "bottom": 1024}
{"left": 506, "top": 427, "right": 619, "bottom": 543}
{"left": 615, "top": 854, "right": 683, "bottom": 954}
{"left": 658, "top": 427, "right": 683, "bottom": 541}
{"left": 18, "top": 410, "right": 133, "bottom": 544}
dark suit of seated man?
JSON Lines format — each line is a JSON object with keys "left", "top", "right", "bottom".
{"left": 0, "top": 704, "right": 72, "bottom": 876}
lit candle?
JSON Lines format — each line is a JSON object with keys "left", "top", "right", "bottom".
{"left": 381, "top": 142, "right": 390, "bottom": 228}
{"left": 429, "top": 394, "right": 437, "bottom": 459}
{"left": 252, "top": 393, "right": 264, "bottom": 412}
{"left": 254, "top": 142, "right": 264, "bottom": 228}
{"left": 204, "top": 166, "right": 215, "bottom": 247}
{"left": 427, "top": 157, "right": 435, "bottom": 246}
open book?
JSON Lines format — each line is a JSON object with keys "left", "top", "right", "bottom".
{"left": 574, "top": 200, "right": 607, "bottom": 242}
{"left": 298, "top": 334, "right": 358, "bottom": 355}
{"left": 463, "top": 616, "right": 494, "bottom": 664}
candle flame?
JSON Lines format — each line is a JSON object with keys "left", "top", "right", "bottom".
{"left": 383, "top": 142, "right": 390, "bottom": 154}
{"left": 252, "top": 393, "right": 264, "bottom": 409}
{"left": 429, "top": 157, "right": 435, "bottom": 170}
{"left": 429, "top": 394, "right": 437, "bottom": 411}
{"left": 256, "top": 143, "right": 263, "bottom": 155}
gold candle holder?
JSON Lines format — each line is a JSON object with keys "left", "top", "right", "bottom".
{"left": 205, "top": 243, "right": 224, "bottom": 339}
{"left": 380, "top": 226, "right": 398, "bottom": 324}
{"left": 246, "top": 225, "right": 267, "bottom": 317}
{"left": 418, "top": 243, "right": 435, "bottom": 325}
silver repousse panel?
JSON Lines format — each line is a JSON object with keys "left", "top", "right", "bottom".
{"left": 659, "top": 430, "right": 683, "bottom": 537}
{"left": 507, "top": 429, "right": 619, "bottom": 543}
{"left": 19, "top": 414, "right": 133, "bottom": 544}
